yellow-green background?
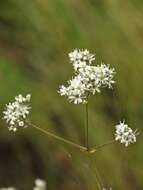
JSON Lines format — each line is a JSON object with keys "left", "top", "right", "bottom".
{"left": 0, "top": 0, "right": 142, "bottom": 189}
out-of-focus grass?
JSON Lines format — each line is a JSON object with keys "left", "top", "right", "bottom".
{"left": 0, "top": 0, "right": 143, "bottom": 189}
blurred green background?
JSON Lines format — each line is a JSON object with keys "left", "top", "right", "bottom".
{"left": 0, "top": 0, "right": 142, "bottom": 189}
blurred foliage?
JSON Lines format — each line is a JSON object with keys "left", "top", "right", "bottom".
{"left": 0, "top": 0, "right": 143, "bottom": 189}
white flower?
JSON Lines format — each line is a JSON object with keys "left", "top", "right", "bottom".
{"left": 69, "top": 49, "right": 95, "bottom": 71}
{"left": 59, "top": 85, "right": 68, "bottom": 96}
{"left": 59, "top": 49, "right": 115, "bottom": 104}
{"left": 3, "top": 94, "right": 31, "bottom": 132}
{"left": 95, "top": 64, "right": 115, "bottom": 88}
{"left": 78, "top": 64, "right": 115, "bottom": 93}
{"left": 59, "top": 75, "right": 87, "bottom": 104}
{"left": 15, "top": 94, "right": 31, "bottom": 103}
{"left": 115, "top": 121, "right": 138, "bottom": 147}
{"left": 33, "top": 179, "right": 47, "bottom": 190}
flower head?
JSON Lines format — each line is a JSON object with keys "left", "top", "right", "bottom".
{"left": 3, "top": 94, "right": 31, "bottom": 132}
{"left": 59, "top": 75, "right": 87, "bottom": 104}
{"left": 33, "top": 179, "right": 47, "bottom": 190}
{"left": 115, "top": 121, "right": 138, "bottom": 147}
{"left": 69, "top": 49, "right": 95, "bottom": 71}
{"left": 59, "top": 49, "right": 115, "bottom": 104}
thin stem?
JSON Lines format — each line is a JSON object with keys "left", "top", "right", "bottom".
{"left": 89, "top": 140, "right": 116, "bottom": 153}
{"left": 28, "top": 123, "right": 87, "bottom": 152}
{"left": 86, "top": 153, "right": 102, "bottom": 190}
{"left": 85, "top": 101, "right": 89, "bottom": 151}
{"left": 94, "top": 160, "right": 103, "bottom": 190}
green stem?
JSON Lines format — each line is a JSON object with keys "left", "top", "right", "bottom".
{"left": 28, "top": 123, "right": 87, "bottom": 152}
{"left": 85, "top": 100, "right": 89, "bottom": 151}
{"left": 89, "top": 140, "right": 116, "bottom": 153}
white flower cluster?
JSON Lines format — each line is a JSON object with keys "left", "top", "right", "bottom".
{"left": 33, "top": 179, "right": 47, "bottom": 190}
{"left": 59, "top": 49, "right": 115, "bottom": 104}
{"left": 115, "top": 121, "right": 138, "bottom": 147}
{"left": 3, "top": 94, "right": 31, "bottom": 132}
{"left": 69, "top": 49, "right": 95, "bottom": 71}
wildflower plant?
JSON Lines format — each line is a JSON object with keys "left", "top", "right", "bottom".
{"left": 2, "top": 49, "right": 139, "bottom": 189}
{"left": 59, "top": 49, "right": 115, "bottom": 104}
{"left": 115, "top": 121, "right": 138, "bottom": 147}
{"left": 3, "top": 94, "right": 31, "bottom": 132}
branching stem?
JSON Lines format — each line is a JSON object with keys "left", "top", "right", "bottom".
{"left": 28, "top": 123, "right": 115, "bottom": 154}
{"left": 28, "top": 123, "right": 87, "bottom": 152}
{"left": 89, "top": 140, "right": 116, "bottom": 153}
